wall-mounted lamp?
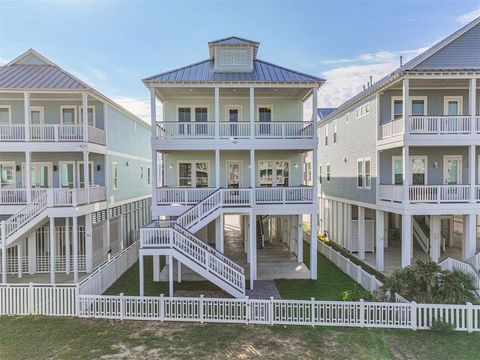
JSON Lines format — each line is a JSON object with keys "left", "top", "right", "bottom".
{"left": 125, "top": 161, "right": 129, "bottom": 167}
{"left": 343, "top": 157, "right": 347, "bottom": 163}
{"left": 433, "top": 161, "right": 439, "bottom": 169}
{"left": 294, "top": 163, "right": 298, "bottom": 168}
{"left": 16, "top": 165, "right": 20, "bottom": 172}
{"left": 169, "top": 164, "right": 174, "bottom": 169}
{"left": 53, "top": 165, "right": 58, "bottom": 172}
{"left": 97, "top": 165, "right": 101, "bottom": 171}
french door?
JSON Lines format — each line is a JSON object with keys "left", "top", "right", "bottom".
{"left": 22, "top": 162, "right": 52, "bottom": 188}
{"left": 226, "top": 161, "right": 242, "bottom": 188}
{"left": 444, "top": 156, "right": 462, "bottom": 185}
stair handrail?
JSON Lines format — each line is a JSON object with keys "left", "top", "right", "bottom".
{"left": 467, "top": 252, "right": 480, "bottom": 272}
{"left": 177, "top": 187, "right": 224, "bottom": 229}
{"left": 412, "top": 217, "right": 429, "bottom": 253}
{"left": 439, "top": 257, "right": 480, "bottom": 292}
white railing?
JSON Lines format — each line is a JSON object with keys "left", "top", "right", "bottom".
{"left": 88, "top": 187, "right": 107, "bottom": 203}
{"left": 467, "top": 252, "right": 480, "bottom": 272}
{"left": 87, "top": 125, "right": 106, "bottom": 145}
{"left": 378, "top": 185, "right": 403, "bottom": 202}
{"left": 156, "top": 187, "right": 216, "bottom": 205}
{"left": 409, "top": 116, "right": 471, "bottom": 134}
{"left": 78, "top": 241, "right": 139, "bottom": 295}
{"left": 177, "top": 189, "right": 224, "bottom": 229}
{"left": 440, "top": 257, "right": 480, "bottom": 291}
{"left": 0, "top": 124, "right": 25, "bottom": 141}
{"left": 140, "top": 227, "right": 245, "bottom": 294}
{"left": 30, "top": 124, "right": 84, "bottom": 142}
{"left": 156, "top": 122, "right": 215, "bottom": 139}
{"left": 380, "top": 118, "right": 404, "bottom": 139}
{"left": 476, "top": 185, "right": 480, "bottom": 201}
{"left": 222, "top": 188, "right": 252, "bottom": 206}
{"left": 476, "top": 116, "right": 480, "bottom": 133}
{"left": 254, "top": 187, "right": 313, "bottom": 204}
{"left": 254, "top": 121, "right": 313, "bottom": 139}
{"left": 0, "top": 188, "right": 28, "bottom": 204}
{"left": 219, "top": 122, "right": 250, "bottom": 138}
{"left": 409, "top": 185, "right": 470, "bottom": 203}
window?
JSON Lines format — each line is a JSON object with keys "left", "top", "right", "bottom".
{"left": 79, "top": 106, "right": 95, "bottom": 126}
{"left": 59, "top": 162, "right": 75, "bottom": 188}
{"left": 140, "top": 165, "right": 144, "bottom": 179}
{"left": 365, "top": 159, "right": 371, "bottom": 189}
{"left": 392, "top": 157, "right": 403, "bottom": 185}
{"left": 333, "top": 120, "right": 338, "bottom": 144}
{"left": 444, "top": 96, "right": 463, "bottom": 116}
{"left": 77, "top": 162, "right": 94, "bottom": 187}
{"left": 326, "top": 164, "right": 330, "bottom": 182}
{"left": 356, "top": 103, "right": 371, "bottom": 119}
{"left": 195, "top": 107, "right": 208, "bottom": 135}
{"left": 61, "top": 106, "right": 76, "bottom": 124}
{"left": 258, "top": 161, "right": 289, "bottom": 187}
{"left": 411, "top": 100, "right": 425, "bottom": 116}
{"left": 220, "top": 51, "right": 234, "bottom": 64}
{"left": 345, "top": 113, "right": 350, "bottom": 124}
{"left": 30, "top": 107, "right": 44, "bottom": 125}
{"left": 179, "top": 163, "right": 192, "bottom": 187}
{"left": 147, "top": 167, "right": 151, "bottom": 185}
{"left": 178, "top": 161, "right": 209, "bottom": 188}
{"left": 324, "top": 126, "right": 328, "bottom": 146}
{"left": 304, "top": 162, "right": 312, "bottom": 185}
{"left": 112, "top": 162, "right": 118, "bottom": 190}
{"left": 411, "top": 156, "right": 427, "bottom": 185}
{"left": 0, "top": 162, "right": 15, "bottom": 188}
{"left": 0, "top": 106, "right": 11, "bottom": 124}
{"left": 258, "top": 106, "right": 272, "bottom": 135}
{"left": 393, "top": 99, "right": 403, "bottom": 120}
{"left": 357, "top": 159, "right": 364, "bottom": 188}
{"left": 392, "top": 97, "right": 427, "bottom": 120}
{"left": 357, "top": 158, "right": 371, "bottom": 189}
{"left": 319, "top": 164, "right": 322, "bottom": 184}
{"left": 178, "top": 107, "right": 191, "bottom": 122}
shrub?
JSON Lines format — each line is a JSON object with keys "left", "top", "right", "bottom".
{"left": 430, "top": 319, "right": 455, "bottom": 333}
{"left": 341, "top": 285, "right": 373, "bottom": 301}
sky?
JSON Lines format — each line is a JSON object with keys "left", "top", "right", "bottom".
{"left": 1, "top": 0, "right": 480, "bottom": 122}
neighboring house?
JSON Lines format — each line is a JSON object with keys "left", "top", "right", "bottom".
{"left": 141, "top": 37, "right": 323, "bottom": 298}
{"left": 0, "top": 50, "right": 152, "bottom": 284}
{"left": 318, "top": 17, "right": 480, "bottom": 274}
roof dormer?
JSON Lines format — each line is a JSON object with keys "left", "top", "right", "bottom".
{"left": 208, "top": 36, "right": 259, "bottom": 73}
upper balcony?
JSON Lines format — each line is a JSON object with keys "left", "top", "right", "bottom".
{"left": 0, "top": 187, "right": 107, "bottom": 206}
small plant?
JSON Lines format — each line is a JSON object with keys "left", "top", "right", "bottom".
{"left": 430, "top": 319, "right": 454, "bottom": 333}
{"left": 341, "top": 285, "right": 373, "bottom": 301}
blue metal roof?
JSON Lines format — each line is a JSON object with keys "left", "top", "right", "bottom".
{"left": 317, "top": 108, "right": 336, "bottom": 120}
{"left": 208, "top": 36, "right": 259, "bottom": 46}
{"left": 143, "top": 58, "right": 324, "bottom": 83}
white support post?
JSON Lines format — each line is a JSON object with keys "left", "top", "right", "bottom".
{"left": 402, "top": 145, "right": 410, "bottom": 204}
{"left": 384, "top": 212, "right": 389, "bottom": 248}
{"left": 73, "top": 216, "right": 78, "bottom": 282}
{"left": 402, "top": 78, "right": 410, "bottom": 134}
{"left": 375, "top": 210, "right": 384, "bottom": 272}
{"left": 402, "top": 214, "right": 412, "bottom": 267}
{"left": 215, "top": 214, "right": 224, "bottom": 253}
{"left": 49, "top": 217, "right": 56, "bottom": 284}
{"left": 65, "top": 217, "right": 70, "bottom": 275}
{"left": 337, "top": 202, "right": 344, "bottom": 247}
{"left": 27, "top": 233, "right": 36, "bottom": 274}
{"left": 153, "top": 255, "right": 160, "bottom": 282}
{"left": 250, "top": 149, "right": 255, "bottom": 188}
{"left": 346, "top": 204, "right": 352, "bottom": 250}
{"left": 152, "top": 150, "right": 158, "bottom": 207}
{"left": 430, "top": 216, "right": 441, "bottom": 263}
{"left": 25, "top": 151, "right": 32, "bottom": 203}
{"left": 463, "top": 214, "right": 476, "bottom": 260}
{"left": 297, "top": 215, "right": 303, "bottom": 263}
{"left": 82, "top": 92, "right": 88, "bottom": 141}
{"left": 214, "top": 87, "right": 220, "bottom": 139}
{"left": 83, "top": 149, "right": 90, "bottom": 203}
{"left": 177, "top": 260, "right": 182, "bottom": 283}
{"left": 249, "top": 87, "right": 255, "bottom": 139}
{"left": 85, "top": 213, "right": 93, "bottom": 273}
{"left": 358, "top": 206, "right": 365, "bottom": 260}
{"left": 24, "top": 92, "right": 31, "bottom": 142}
{"left": 469, "top": 78, "right": 476, "bottom": 135}
{"left": 17, "top": 241, "right": 23, "bottom": 278}
{"left": 343, "top": 203, "right": 348, "bottom": 248}
{"left": 249, "top": 211, "right": 256, "bottom": 289}
{"left": 310, "top": 212, "right": 318, "bottom": 280}
{"left": 469, "top": 145, "right": 476, "bottom": 203}
{"left": 150, "top": 87, "right": 157, "bottom": 136}
{"left": 139, "top": 254, "right": 144, "bottom": 296}
{"left": 332, "top": 201, "right": 337, "bottom": 241}
{"left": 168, "top": 254, "right": 173, "bottom": 297}
{"left": 215, "top": 149, "right": 220, "bottom": 188}
{"left": 1, "top": 222, "right": 6, "bottom": 283}
{"left": 312, "top": 87, "right": 318, "bottom": 142}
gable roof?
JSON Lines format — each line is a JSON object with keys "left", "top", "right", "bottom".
{"left": 208, "top": 36, "right": 260, "bottom": 58}
{"left": 143, "top": 58, "right": 324, "bottom": 84}
{"left": 317, "top": 108, "right": 336, "bottom": 120}
{"left": 322, "top": 16, "right": 480, "bottom": 122}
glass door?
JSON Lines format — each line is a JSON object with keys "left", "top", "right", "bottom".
{"left": 444, "top": 156, "right": 462, "bottom": 185}
{"left": 227, "top": 107, "right": 240, "bottom": 137}
{"left": 411, "top": 157, "right": 427, "bottom": 185}
{"left": 77, "top": 162, "right": 94, "bottom": 188}
{"left": 23, "top": 163, "right": 52, "bottom": 188}
{"left": 59, "top": 162, "right": 75, "bottom": 188}
{"left": 227, "top": 161, "right": 241, "bottom": 188}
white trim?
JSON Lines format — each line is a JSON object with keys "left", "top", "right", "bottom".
{"left": 443, "top": 155, "right": 463, "bottom": 185}
{"left": 58, "top": 161, "right": 76, "bottom": 188}
{"left": 391, "top": 96, "right": 428, "bottom": 120}
{"left": 0, "top": 161, "right": 16, "bottom": 189}
{"left": 175, "top": 105, "right": 211, "bottom": 122}
{"left": 257, "top": 104, "right": 274, "bottom": 122}
{"left": 77, "top": 161, "right": 94, "bottom": 187}
{"left": 29, "top": 106, "right": 44, "bottom": 125}
{"left": 177, "top": 160, "right": 210, "bottom": 188}
{"left": 106, "top": 150, "right": 152, "bottom": 163}
{"left": 257, "top": 159, "right": 290, "bottom": 187}
{"left": 410, "top": 155, "right": 428, "bottom": 185}
{"left": 224, "top": 105, "right": 243, "bottom": 122}
{"left": 444, "top": 96, "right": 463, "bottom": 115}
{"left": 392, "top": 156, "right": 403, "bottom": 185}
{"left": 78, "top": 105, "right": 96, "bottom": 127}
{"left": 60, "top": 105, "right": 77, "bottom": 125}
{"left": 0, "top": 105, "right": 12, "bottom": 124}
{"left": 225, "top": 160, "right": 243, "bottom": 187}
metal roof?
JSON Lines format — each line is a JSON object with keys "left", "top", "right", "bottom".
{"left": 317, "top": 108, "right": 336, "bottom": 120}
{"left": 208, "top": 36, "right": 260, "bottom": 58}
{"left": 143, "top": 58, "right": 324, "bottom": 84}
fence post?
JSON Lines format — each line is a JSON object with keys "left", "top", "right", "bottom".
{"left": 346, "top": 258, "right": 351, "bottom": 277}
{"left": 200, "top": 295, "right": 204, "bottom": 324}
{"left": 356, "top": 265, "right": 362, "bottom": 284}
{"left": 245, "top": 296, "right": 250, "bottom": 325}
{"left": 311, "top": 297, "right": 315, "bottom": 327}
{"left": 370, "top": 275, "right": 377, "bottom": 293}
{"left": 411, "top": 301, "right": 417, "bottom": 331}
{"left": 467, "top": 302, "right": 473, "bottom": 333}
{"left": 28, "top": 282, "right": 34, "bottom": 315}
{"left": 269, "top": 296, "right": 274, "bottom": 326}
{"left": 359, "top": 299, "right": 365, "bottom": 328}
{"left": 119, "top": 292, "right": 125, "bottom": 320}
{"left": 160, "top": 294, "right": 164, "bottom": 322}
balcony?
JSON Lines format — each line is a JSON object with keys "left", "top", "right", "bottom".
{"left": 0, "top": 124, "right": 106, "bottom": 145}
{"left": 379, "top": 184, "right": 475, "bottom": 204}
{"left": 0, "top": 187, "right": 107, "bottom": 206}
{"left": 155, "top": 186, "right": 314, "bottom": 206}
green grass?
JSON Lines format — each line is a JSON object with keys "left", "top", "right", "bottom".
{"left": 1, "top": 316, "right": 480, "bottom": 359}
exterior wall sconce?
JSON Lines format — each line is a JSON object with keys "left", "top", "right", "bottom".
{"left": 53, "top": 165, "right": 58, "bottom": 172}
{"left": 343, "top": 157, "right": 347, "bottom": 163}
{"left": 96, "top": 165, "right": 101, "bottom": 171}
{"left": 126, "top": 161, "right": 129, "bottom": 166}
{"left": 169, "top": 164, "right": 174, "bottom": 169}
{"left": 16, "top": 165, "right": 20, "bottom": 172}
{"left": 433, "top": 161, "right": 439, "bottom": 168}
{"left": 294, "top": 163, "right": 298, "bottom": 168}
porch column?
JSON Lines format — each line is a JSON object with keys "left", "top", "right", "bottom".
{"left": 250, "top": 149, "right": 255, "bottom": 188}
{"left": 358, "top": 207, "right": 365, "bottom": 259}
{"left": 150, "top": 87, "right": 157, "bottom": 135}
{"left": 402, "top": 145, "right": 410, "bottom": 204}
{"left": 343, "top": 203, "right": 348, "bottom": 248}
{"left": 139, "top": 254, "right": 144, "bottom": 296}
{"left": 215, "top": 214, "right": 224, "bottom": 253}
{"left": 469, "top": 78, "right": 476, "bottom": 135}
{"left": 375, "top": 210, "right": 385, "bottom": 272}
{"left": 384, "top": 212, "right": 389, "bottom": 248}
{"left": 249, "top": 87, "right": 255, "bottom": 139}
{"left": 153, "top": 256, "right": 160, "bottom": 282}
{"left": 312, "top": 87, "right": 318, "bottom": 141}
{"left": 82, "top": 92, "right": 88, "bottom": 141}
{"left": 346, "top": 204, "right": 352, "bottom": 250}
{"left": 25, "top": 151, "right": 32, "bottom": 203}
{"left": 72, "top": 216, "right": 79, "bottom": 282}
{"left": 27, "top": 233, "right": 36, "bottom": 274}
{"left": 297, "top": 215, "right": 303, "bottom": 263}
{"left": 168, "top": 254, "right": 174, "bottom": 297}
{"left": 310, "top": 212, "right": 318, "bottom": 280}
{"left": 401, "top": 214, "right": 412, "bottom": 267}
{"left": 17, "top": 241, "right": 23, "bottom": 278}
{"left": 24, "top": 92, "right": 30, "bottom": 141}
{"left": 430, "top": 216, "right": 441, "bottom": 263}
{"left": 214, "top": 87, "right": 220, "bottom": 139}
{"left": 85, "top": 214, "right": 93, "bottom": 273}
{"left": 337, "top": 202, "right": 344, "bottom": 247}
{"left": 1, "top": 222, "right": 6, "bottom": 283}
{"left": 65, "top": 217, "right": 70, "bottom": 274}
{"left": 49, "top": 217, "right": 56, "bottom": 284}
{"left": 83, "top": 149, "right": 90, "bottom": 203}
{"left": 463, "top": 214, "right": 476, "bottom": 260}
{"left": 469, "top": 145, "right": 476, "bottom": 203}
{"left": 331, "top": 201, "right": 336, "bottom": 241}
{"left": 215, "top": 149, "right": 220, "bottom": 188}
{"left": 402, "top": 79, "right": 410, "bottom": 134}
{"left": 249, "top": 211, "right": 256, "bottom": 289}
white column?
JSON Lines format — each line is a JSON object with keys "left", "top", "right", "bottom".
{"left": 139, "top": 254, "right": 144, "bottom": 296}
{"left": 153, "top": 256, "right": 160, "bottom": 282}
{"left": 24, "top": 92, "right": 31, "bottom": 141}
{"left": 312, "top": 87, "right": 318, "bottom": 142}
{"left": 401, "top": 214, "right": 412, "bottom": 267}
{"left": 331, "top": 201, "right": 336, "bottom": 241}
{"left": 402, "top": 145, "right": 410, "bottom": 204}
{"left": 469, "top": 145, "right": 476, "bottom": 203}
{"left": 463, "top": 214, "right": 476, "bottom": 260}
{"left": 168, "top": 254, "right": 173, "bottom": 297}
{"left": 214, "top": 87, "right": 220, "bottom": 139}
{"left": 297, "top": 215, "right": 303, "bottom": 263}
{"left": 402, "top": 78, "right": 410, "bottom": 134}
{"left": 215, "top": 214, "right": 224, "bottom": 253}
{"left": 250, "top": 149, "right": 255, "bottom": 188}
{"left": 346, "top": 204, "right": 352, "bottom": 250}
{"left": 338, "top": 203, "right": 344, "bottom": 247}
{"left": 72, "top": 216, "right": 79, "bottom": 282}
{"left": 49, "top": 217, "right": 56, "bottom": 284}
{"left": 249, "top": 87, "right": 255, "bottom": 139}
{"left": 384, "top": 212, "right": 389, "bottom": 248}
{"left": 65, "top": 217, "right": 70, "bottom": 275}
{"left": 215, "top": 149, "right": 220, "bottom": 188}
{"left": 430, "top": 216, "right": 441, "bottom": 263}
{"left": 83, "top": 150, "right": 90, "bottom": 203}
{"left": 358, "top": 206, "right": 365, "bottom": 260}
{"left": 17, "top": 241, "right": 23, "bottom": 278}
{"left": 1, "top": 222, "right": 6, "bottom": 283}
{"left": 25, "top": 151, "right": 32, "bottom": 203}
{"left": 27, "top": 233, "right": 36, "bottom": 274}
{"left": 150, "top": 87, "right": 157, "bottom": 135}
{"left": 343, "top": 203, "right": 348, "bottom": 248}
{"left": 177, "top": 260, "right": 182, "bottom": 283}
{"left": 249, "top": 212, "right": 256, "bottom": 289}
{"left": 82, "top": 92, "right": 88, "bottom": 141}
{"left": 469, "top": 78, "right": 476, "bottom": 135}
{"left": 310, "top": 212, "right": 318, "bottom": 280}
{"left": 375, "top": 210, "right": 384, "bottom": 272}
{"left": 85, "top": 213, "right": 93, "bottom": 273}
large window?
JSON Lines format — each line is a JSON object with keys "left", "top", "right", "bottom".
{"left": 357, "top": 158, "right": 371, "bottom": 189}
{"left": 178, "top": 161, "right": 209, "bottom": 188}
{"left": 392, "top": 157, "right": 403, "bottom": 185}
{"left": 61, "top": 106, "right": 76, "bottom": 124}
{"left": 333, "top": 121, "right": 338, "bottom": 144}
{"left": 112, "top": 162, "right": 118, "bottom": 190}
{"left": 0, "top": 106, "right": 11, "bottom": 124}
{"left": 259, "top": 161, "right": 289, "bottom": 187}
{"left": 0, "top": 162, "right": 15, "bottom": 189}
{"left": 79, "top": 106, "right": 95, "bottom": 126}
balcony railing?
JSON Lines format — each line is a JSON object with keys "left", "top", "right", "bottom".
{"left": 379, "top": 184, "right": 472, "bottom": 203}
{"left": 0, "top": 187, "right": 106, "bottom": 206}
{"left": 155, "top": 121, "right": 314, "bottom": 140}
{"left": 0, "top": 124, "right": 105, "bottom": 144}
{"left": 155, "top": 186, "right": 314, "bottom": 206}
{"left": 380, "top": 118, "right": 404, "bottom": 139}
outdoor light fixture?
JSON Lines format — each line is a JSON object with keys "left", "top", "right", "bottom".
{"left": 97, "top": 165, "right": 101, "bottom": 171}
{"left": 53, "top": 165, "right": 57, "bottom": 172}
{"left": 343, "top": 157, "right": 347, "bottom": 163}
{"left": 16, "top": 165, "right": 20, "bottom": 172}
{"left": 294, "top": 163, "right": 298, "bottom": 168}
{"left": 433, "top": 161, "right": 439, "bottom": 168}
{"left": 169, "top": 164, "right": 174, "bottom": 169}
{"left": 126, "top": 161, "right": 129, "bottom": 166}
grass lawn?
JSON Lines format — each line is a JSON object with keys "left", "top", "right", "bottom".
{"left": 1, "top": 316, "right": 480, "bottom": 359}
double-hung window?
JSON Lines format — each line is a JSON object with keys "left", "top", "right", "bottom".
{"left": 112, "top": 162, "right": 119, "bottom": 190}
{"left": 357, "top": 158, "right": 371, "bottom": 189}
{"left": 61, "top": 106, "right": 76, "bottom": 124}
{"left": 325, "top": 126, "right": 328, "bottom": 146}
{"left": 258, "top": 106, "right": 272, "bottom": 135}
{"left": 178, "top": 107, "right": 191, "bottom": 135}
{"left": 79, "top": 106, "right": 95, "bottom": 126}
{"left": 0, "top": 106, "right": 10, "bottom": 124}
{"left": 326, "top": 164, "right": 331, "bottom": 182}
{"left": 333, "top": 120, "right": 337, "bottom": 144}
{"left": 392, "top": 99, "right": 403, "bottom": 120}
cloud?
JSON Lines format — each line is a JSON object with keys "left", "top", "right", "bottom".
{"left": 318, "top": 47, "right": 428, "bottom": 108}
{"left": 457, "top": 8, "right": 480, "bottom": 24}
{"left": 111, "top": 96, "right": 162, "bottom": 124}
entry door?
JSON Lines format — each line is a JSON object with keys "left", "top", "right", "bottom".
{"left": 228, "top": 107, "right": 239, "bottom": 137}
{"left": 411, "top": 157, "right": 427, "bottom": 185}
{"left": 23, "top": 163, "right": 52, "bottom": 188}
{"left": 227, "top": 161, "right": 241, "bottom": 188}
{"left": 59, "top": 162, "right": 75, "bottom": 188}
{"left": 444, "top": 156, "right": 462, "bottom": 185}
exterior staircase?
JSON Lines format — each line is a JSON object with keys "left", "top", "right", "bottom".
{"left": 440, "top": 256, "right": 480, "bottom": 297}
{"left": 412, "top": 216, "right": 429, "bottom": 253}
{"left": 141, "top": 188, "right": 251, "bottom": 298}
